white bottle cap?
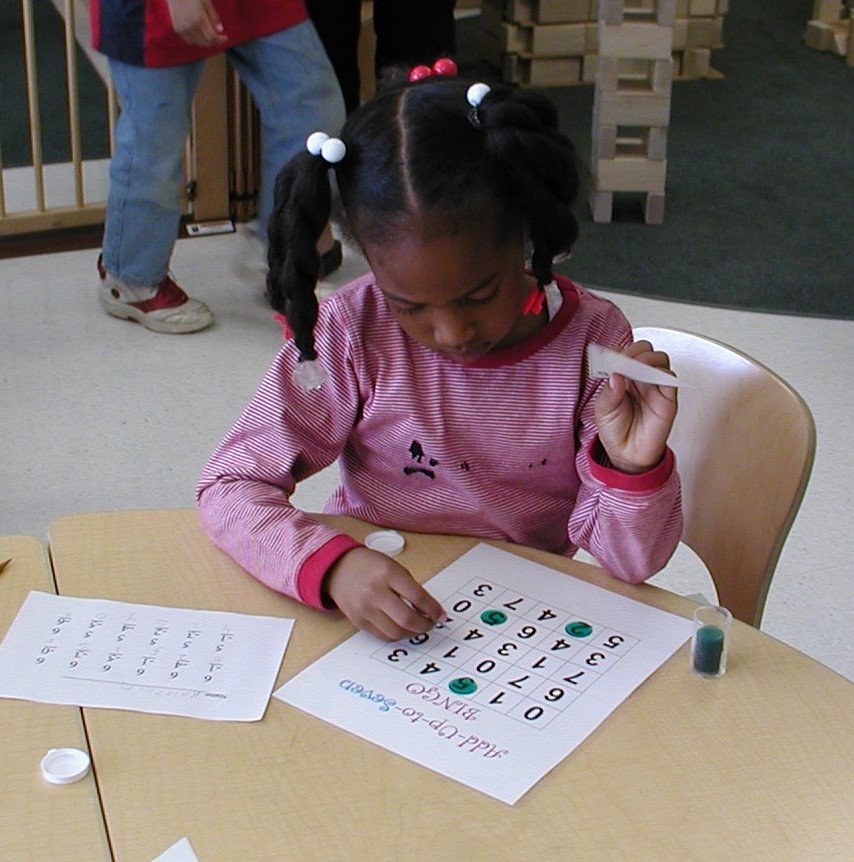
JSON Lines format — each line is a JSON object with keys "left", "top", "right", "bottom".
{"left": 365, "top": 530, "right": 406, "bottom": 557}
{"left": 41, "top": 747, "right": 91, "bottom": 784}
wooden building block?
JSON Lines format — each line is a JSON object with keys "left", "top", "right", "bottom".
{"left": 599, "top": 0, "right": 626, "bottom": 25}
{"left": 503, "top": 0, "right": 530, "bottom": 22}
{"left": 599, "top": 22, "right": 675, "bottom": 59}
{"left": 594, "top": 156, "right": 667, "bottom": 192}
{"left": 582, "top": 54, "right": 600, "bottom": 81}
{"left": 681, "top": 47, "right": 711, "bottom": 76}
{"left": 688, "top": 0, "right": 717, "bottom": 15}
{"left": 594, "top": 125, "right": 668, "bottom": 159}
{"left": 601, "top": 0, "right": 676, "bottom": 25}
{"left": 643, "top": 125, "right": 669, "bottom": 159}
{"left": 592, "top": 124, "right": 618, "bottom": 158}
{"left": 644, "top": 192, "right": 666, "bottom": 224}
{"left": 586, "top": 22, "right": 600, "bottom": 51}
{"left": 590, "top": 189, "right": 615, "bottom": 222}
{"left": 832, "top": 21, "right": 849, "bottom": 54}
{"left": 527, "top": 55, "right": 584, "bottom": 83}
{"left": 503, "top": 53, "right": 584, "bottom": 84}
{"left": 535, "top": 22, "right": 588, "bottom": 54}
{"left": 495, "top": 21, "right": 528, "bottom": 52}
{"left": 590, "top": 189, "right": 666, "bottom": 224}
{"left": 536, "top": 0, "right": 593, "bottom": 22}
{"left": 504, "top": 0, "right": 592, "bottom": 23}
{"left": 686, "top": 16, "right": 724, "bottom": 47}
{"left": 497, "top": 21, "right": 588, "bottom": 55}
{"left": 812, "top": 0, "right": 842, "bottom": 23}
{"left": 597, "top": 56, "right": 673, "bottom": 91}
{"left": 594, "top": 89, "right": 672, "bottom": 126}
{"left": 672, "top": 18, "right": 688, "bottom": 49}
{"left": 804, "top": 19, "right": 839, "bottom": 52}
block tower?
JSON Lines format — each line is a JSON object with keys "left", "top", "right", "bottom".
{"left": 590, "top": 0, "right": 676, "bottom": 224}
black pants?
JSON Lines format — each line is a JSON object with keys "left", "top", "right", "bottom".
{"left": 305, "top": 0, "right": 457, "bottom": 113}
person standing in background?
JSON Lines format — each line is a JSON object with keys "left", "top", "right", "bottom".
{"left": 306, "top": 0, "right": 457, "bottom": 113}
{"left": 90, "top": 0, "right": 345, "bottom": 333}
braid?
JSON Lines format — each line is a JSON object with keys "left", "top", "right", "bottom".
{"left": 476, "top": 87, "right": 581, "bottom": 288}
{"left": 266, "top": 150, "right": 332, "bottom": 362}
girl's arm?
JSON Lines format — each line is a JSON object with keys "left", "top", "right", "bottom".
{"left": 568, "top": 323, "right": 682, "bottom": 582}
{"left": 197, "top": 341, "right": 447, "bottom": 635}
{"left": 196, "top": 338, "right": 363, "bottom": 610}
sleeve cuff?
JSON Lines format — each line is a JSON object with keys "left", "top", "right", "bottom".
{"left": 296, "top": 534, "right": 364, "bottom": 610}
{"left": 587, "top": 437, "right": 675, "bottom": 492}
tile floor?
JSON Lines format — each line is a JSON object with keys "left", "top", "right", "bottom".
{"left": 1, "top": 234, "right": 851, "bottom": 682}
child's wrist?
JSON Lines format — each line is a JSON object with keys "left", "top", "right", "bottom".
{"left": 591, "top": 438, "right": 664, "bottom": 475}
{"left": 607, "top": 453, "right": 664, "bottom": 475}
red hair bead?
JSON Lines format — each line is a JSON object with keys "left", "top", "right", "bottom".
{"left": 408, "top": 65, "right": 432, "bottom": 82}
{"left": 432, "top": 57, "right": 458, "bottom": 76}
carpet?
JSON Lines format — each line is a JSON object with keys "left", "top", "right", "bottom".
{"left": 549, "top": 0, "right": 854, "bottom": 318}
{"left": 462, "top": 0, "right": 854, "bottom": 319}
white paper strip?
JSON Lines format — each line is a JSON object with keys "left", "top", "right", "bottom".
{"left": 587, "top": 343, "right": 694, "bottom": 388}
{"left": 152, "top": 837, "right": 200, "bottom": 862}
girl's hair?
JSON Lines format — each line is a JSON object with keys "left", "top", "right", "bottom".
{"left": 267, "top": 76, "right": 582, "bottom": 364}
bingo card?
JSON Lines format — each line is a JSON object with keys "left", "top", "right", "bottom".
{"left": 276, "top": 543, "right": 692, "bottom": 804}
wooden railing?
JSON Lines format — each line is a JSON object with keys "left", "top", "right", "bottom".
{"left": 0, "top": 0, "right": 242, "bottom": 241}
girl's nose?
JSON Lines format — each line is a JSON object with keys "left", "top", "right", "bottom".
{"left": 432, "top": 311, "right": 475, "bottom": 349}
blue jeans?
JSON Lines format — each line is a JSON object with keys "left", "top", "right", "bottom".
{"left": 103, "top": 21, "right": 345, "bottom": 287}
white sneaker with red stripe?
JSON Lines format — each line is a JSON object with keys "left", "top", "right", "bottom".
{"left": 97, "top": 256, "right": 213, "bottom": 334}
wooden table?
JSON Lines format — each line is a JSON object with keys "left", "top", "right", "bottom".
{"left": 0, "top": 536, "right": 111, "bottom": 861}
{"left": 47, "top": 510, "right": 854, "bottom": 862}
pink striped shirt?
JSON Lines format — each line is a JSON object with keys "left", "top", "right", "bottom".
{"left": 196, "top": 275, "right": 682, "bottom": 609}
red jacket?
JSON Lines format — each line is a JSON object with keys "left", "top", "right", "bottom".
{"left": 90, "top": 0, "right": 307, "bottom": 67}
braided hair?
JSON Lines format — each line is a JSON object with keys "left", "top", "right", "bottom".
{"left": 266, "top": 75, "right": 582, "bottom": 367}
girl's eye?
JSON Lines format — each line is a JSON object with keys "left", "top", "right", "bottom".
{"left": 392, "top": 303, "right": 422, "bottom": 317}
{"left": 463, "top": 284, "right": 500, "bottom": 305}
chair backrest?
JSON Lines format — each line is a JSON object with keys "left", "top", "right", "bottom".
{"left": 633, "top": 327, "right": 816, "bottom": 627}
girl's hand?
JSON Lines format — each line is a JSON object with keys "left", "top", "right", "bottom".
{"left": 323, "top": 548, "right": 447, "bottom": 641}
{"left": 594, "top": 340, "right": 678, "bottom": 474}
{"left": 166, "top": 0, "right": 227, "bottom": 46}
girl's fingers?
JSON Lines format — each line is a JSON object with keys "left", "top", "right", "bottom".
{"left": 393, "top": 579, "right": 446, "bottom": 625}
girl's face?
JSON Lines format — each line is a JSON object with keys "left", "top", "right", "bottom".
{"left": 364, "top": 218, "right": 543, "bottom": 365}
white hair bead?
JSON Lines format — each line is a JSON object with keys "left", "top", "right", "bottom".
{"left": 320, "top": 137, "right": 347, "bottom": 164}
{"left": 466, "top": 82, "right": 491, "bottom": 108}
{"left": 292, "top": 359, "right": 329, "bottom": 391}
{"left": 306, "top": 131, "right": 329, "bottom": 156}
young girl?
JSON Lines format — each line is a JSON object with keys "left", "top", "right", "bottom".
{"left": 197, "top": 69, "right": 682, "bottom": 642}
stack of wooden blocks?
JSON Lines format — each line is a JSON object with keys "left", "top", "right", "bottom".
{"left": 803, "top": 0, "right": 853, "bottom": 64}
{"left": 480, "top": 0, "right": 727, "bottom": 86}
{"left": 589, "top": 0, "right": 675, "bottom": 224}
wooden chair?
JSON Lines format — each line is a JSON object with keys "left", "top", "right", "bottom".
{"left": 633, "top": 327, "right": 816, "bottom": 627}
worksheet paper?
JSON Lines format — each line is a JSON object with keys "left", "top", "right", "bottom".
{"left": 151, "top": 837, "right": 200, "bottom": 862}
{"left": 276, "top": 544, "right": 693, "bottom": 804}
{"left": 0, "top": 591, "right": 293, "bottom": 721}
